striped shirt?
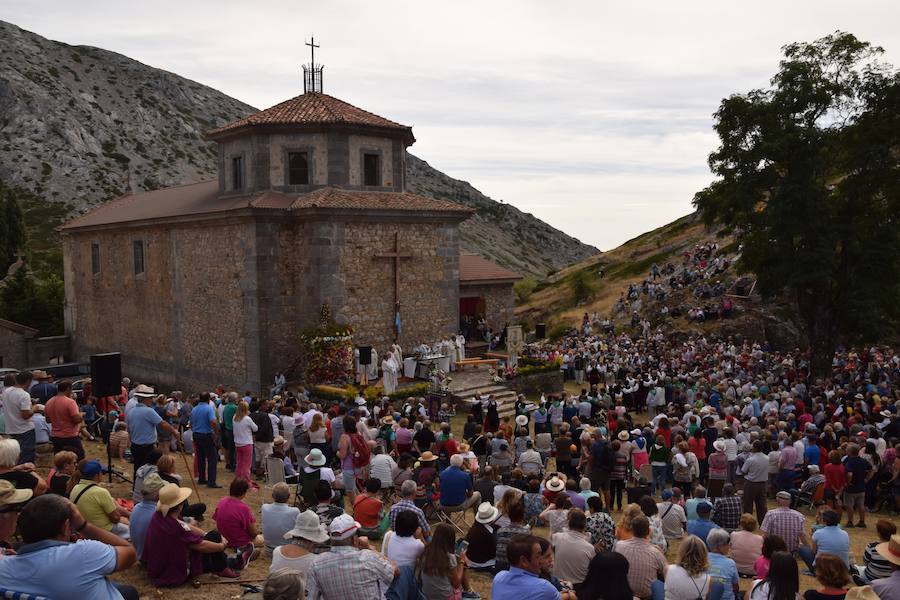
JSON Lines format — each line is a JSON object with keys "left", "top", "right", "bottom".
{"left": 760, "top": 507, "right": 805, "bottom": 552}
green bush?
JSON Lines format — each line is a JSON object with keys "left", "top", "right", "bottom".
{"left": 569, "top": 269, "right": 596, "bottom": 303}
{"left": 514, "top": 276, "right": 538, "bottom": 303}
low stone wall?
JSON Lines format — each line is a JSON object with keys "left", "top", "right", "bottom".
{"left": 505, "top": 369, "right": 564, "bottom": 397}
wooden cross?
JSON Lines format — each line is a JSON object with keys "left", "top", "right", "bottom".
{"left": 374, "top": 232, "right": 412, "bottom": 341}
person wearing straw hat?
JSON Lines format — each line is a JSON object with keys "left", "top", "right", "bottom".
{"left": 871, "top": 534, "right": 900, "bottom": 600}
{"left": 143, "top": 483, "right": 239, "bottom": 585}
{"left": 464, "top": 501, "right": 500, "bottom": 570}
{"left": 306, "top": 513, "right": 398, "bottom": 600}
{"left": 125, "top": 384, "right": 179, "bottom": 478}
{"left": 129, "top": 472, "right": 167, "bottom": 561}
{"left": 271, "top": 510, "right": 329, "bottom": 582}
{"left": 0, "top": 479, "right": 32, "bottom": 549}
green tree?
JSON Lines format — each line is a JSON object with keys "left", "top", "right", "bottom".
{"left": 0, "top": 182, "right": 26, "bottom": 271}
{"left": 514, "top": 276, "right": 538, "bottom": 303}
{"left": 0, "top": 271, "right": 65, "bottom": 335}
{"left": 694, "top": 32, "right": 900, "bottom": 376}
{"left": 569, "top": 269, "right": 596, "bottom": 304}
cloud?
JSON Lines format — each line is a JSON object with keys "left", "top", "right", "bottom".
{"left": 3, "top": 0, "right": 899, "bottom": 249}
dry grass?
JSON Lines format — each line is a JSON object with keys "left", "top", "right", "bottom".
{"left": 55, "top": 408, "right": 891, "bottom": 600}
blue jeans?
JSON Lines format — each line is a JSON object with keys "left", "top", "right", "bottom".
{"left": 798, "top": 545, "right": 816, "bottom": 572}
{"left": 652, "top": 465, "right": 668, "bottom": 493}
{"left": 777, "top": 469, "right": 795, "bottom": 492}
{"left": 11, "top": 430, "right": 36, "bottom": 464}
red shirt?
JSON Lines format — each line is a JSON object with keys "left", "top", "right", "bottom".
{"left": 213, "top": 496, "right": 256, "bottom": 548}
{"left": 688, "top": 436, "right": 706, "bottom": 460}
{"left": 824, "top": 463, "right": 846, "bottom": 492}
{"left": 353, "top": 494, "right": 383, "bottom": 528}
{"left": 44, "top": 394, "right": 82, "bottom": 438}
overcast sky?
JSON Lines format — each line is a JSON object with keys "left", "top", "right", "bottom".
{"left": 4, "top": 1, "right": 899, "bottom": 250}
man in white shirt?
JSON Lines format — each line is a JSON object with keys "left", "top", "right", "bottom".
{"left": 2, "top": 372, "right": 37, "bottom": 463}
{"left": 657, "top": 489, "right": 687, "bottom": 539}
{"left": 369, "top": 446, "right": 397, "bottom": 491}
{"left": 552, "top": 509, "right": 596, "bottom": 585}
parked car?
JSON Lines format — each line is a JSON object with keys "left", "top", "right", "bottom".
{"left": 23, "top": 362, "right": 91, "bottom": 380}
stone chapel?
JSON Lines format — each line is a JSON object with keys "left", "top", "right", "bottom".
{"left": 61, "top": 84, "right": 519, "bottom": 391}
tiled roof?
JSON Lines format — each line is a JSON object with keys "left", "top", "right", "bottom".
{"left": 60, "top": 184, "right": 472, "bottom": 230}
{"left": 208, "top": 93, "right": 413, "bottom": 139}
{"left": 459, "top": 253, "right": 522, "bottom": 283}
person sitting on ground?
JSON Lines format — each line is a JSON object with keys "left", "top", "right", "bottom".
{"left": 575, "top": 552, "right": 634, "bottom": 600}
{"left": 551, "top": 508, "right": 596, "bottom": 586}
{"left": 855, "top": 519, "right": 898, "bottom": 584}
{"left": 0, "top": 438, "right": 47, "bottom": 495}
{"left": 614, "top": 516, "right": 668, "bottom": 600}
{"left": 419, "top": 522, "right": 473, "bottom": 600}
{"left": 262, "top": 482, "right": 301, "bottom": 552}
{"left": 271, "top": 510, "right": 329, "bottom": 584}
{"left": 540, "top": 492, "right": 573, "bottom": 535}
{"left": 49, "top": 450, "right": 77, "bottom": 496}
{"left": 132, "top": 449, "right": 163, "bottom": 503}
{"left": 799, "top": 509, "right": 850, "bottom": 574}
{"left": 755, "top": 533, "right": 787, "bottom": 579}
{"left": 639, "top": 495, "right": 668, "bottom": 553}
{"left": 69, "top": 459, "right": 131, "bottom": 538}
{"left": 706, "top": 528, "right": 740, "bottom": 600}
{"left": 353, "top": 478, "right": 386, "bottom": 539}
{"left": 259, "top": 568, "right": 305, "bottom": 600}
{"left": 108, "top": 422, "right": 130, "bottom": 459}
{"left": 368, "top": 445, "right": 397, "bottom": 496}
{"left": 712, "top": 483, "right": 743, "bottom": 531}
{"left": 730, "top": 513, "right": 763, "bottom": 577}
{"left": 803, "top": 553, "right": 850, "bottom": 600}
{"left": 658, "top": 488, "right": 688, "bottom": 541}
{"left": 129, "top": 473, "right": 167, "bottom": 561}
{"left": 871, "top": 533, "right": 900, "bottom": 600}
{"left": 585, "top": 495, "right": 616, "bottom": 553}
{"left": 313, "top": 480, "right": 344, "bottom": 527}
{"left": 748, "top": 551, "right": 799, "bottom": 600}
{"left": 496, "top": 497, "right": 531, "bottom": 571}
{"left": 0, "top": 493, "right": 139, "bottom": 599}
{"left": 664, "top": 535, "right": 714, "bottom": 600}
{"left": 0, "top": 480, "right": 32, "bottom": 551}
{"left": 687, "top": 501, "right": 716, "bottom": 547}
{"left": 156, "top": 454, "right": 207, "bottom": 521}
{"left": 615, "top": 502, "right": 643, "bottom": 541}
{"left": 213, "top": 478, "right": 263, "bottom": 568}
{"left": 439, "top": 454, "right": 482, "bottom": 516}
{"left": 494, "top": 487, "right": 523, "bottom": 529}
{"left": 144, "top": 483, "right": 238, "bottom": 585}
{"left": 465, "top": 501, "right": 500, "bottom": 570}
{"left": 382, "top": 509, "right": 425, "bottom": 567}
{"left": 492, "top": 534, "right": 575, "bottom": 600}
{"left": 685, "top": 485, "right": 709, "bottom": 520}
{"left": 307, "top": 513, "right": 399, "bottom": 600}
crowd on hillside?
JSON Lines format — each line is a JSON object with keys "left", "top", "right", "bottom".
{"left": 0, "top": 326, "right": 899, "bottom": 600}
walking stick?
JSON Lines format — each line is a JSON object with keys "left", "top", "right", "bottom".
{"left": 176, "top": 438, "right": 203, "bottom": 501}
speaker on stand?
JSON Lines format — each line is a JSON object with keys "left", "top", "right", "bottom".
{"left": 536, "top": 323, "right": 546, "bottom": 339}
{"left": 90, "top": 352, "right": 122, "bottom": 397}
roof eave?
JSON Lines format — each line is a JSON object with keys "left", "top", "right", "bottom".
{"left": 206, "top": 123, "right": 416, "bottom": 146}
{"left": 460, "top": 276, "right": 523, "bottom": 285}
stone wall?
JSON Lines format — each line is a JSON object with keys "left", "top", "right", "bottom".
{"left": 459, "top": 282, "right": 516, "bottom": 331}
{"left": 505, "top": 370, "right": 564, "bottom": 397}
{"left": 348, "top": 135, "right": 394, "bottom": 188}
{"left": 0, "top": 324, "right": 30, "bottom": 368}
{"left": 0, "top": 325, "right": 70, "bottom": 369}
{"left": 63, "top": 218, "right": 259, "bottom": 392}
{"left": 268, "top": 133, "right": 328, "bottom": 189}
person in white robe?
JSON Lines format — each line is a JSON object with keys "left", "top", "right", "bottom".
{"left": 382, "top": 351, "right": 398, "bottom": 395}
{"left": 367, "top": 348, "right": 379, "bottom": 383}
{"left": 390, "top": 344, "right": 403, "bottom": 371}
{"left": 455, "top": 334, "right": 466, "bottom": 361}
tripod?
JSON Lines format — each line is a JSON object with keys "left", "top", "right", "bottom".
{"left": 106, "top": 433, "right": 133, "bottom": 485}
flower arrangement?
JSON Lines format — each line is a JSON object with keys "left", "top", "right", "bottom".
{"left": 428, "top": 364, "right": 452, "bottom": 393}
{"left": 298, "top": 302, "right": 354, "bottom": 385}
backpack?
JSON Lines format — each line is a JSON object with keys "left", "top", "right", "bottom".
{"left": 350, "top": 433, "right": 371, "bottom": 469}
{"left": 299, "top": 467, "right": 321, "bottom": 506}
{"left": 674, "top": 456, "right": 693, "bottom": 482}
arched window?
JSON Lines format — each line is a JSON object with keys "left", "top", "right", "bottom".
{"left": 288, "top": 152, "right": 309, "bottom": 185}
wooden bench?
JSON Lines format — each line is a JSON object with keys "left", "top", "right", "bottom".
{"left": 456, "top": 358, "right": 500, "bottom": 370}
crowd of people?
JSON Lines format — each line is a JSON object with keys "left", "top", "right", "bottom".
{"left": 0, "top": 323, "right": 898, "bottom": 600}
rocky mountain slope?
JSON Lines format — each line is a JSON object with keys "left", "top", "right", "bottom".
{"left": 0, "top": 20, "right": 596, "bottom": 278}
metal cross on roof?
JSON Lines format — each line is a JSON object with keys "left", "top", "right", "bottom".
{"left": 303, "top": 37, "right": 324, "bottom": 94}
{"left": 305, "top": 37, "right": 320, "bottom": 67}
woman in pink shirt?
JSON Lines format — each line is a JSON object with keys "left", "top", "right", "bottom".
{"left": 395, "top": 418, "right": 413, "bottom": 455}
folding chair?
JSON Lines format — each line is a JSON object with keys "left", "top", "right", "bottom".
{"left": 794, "top": 482, "right": 825, "bottom": 512}
{"left": 437, "top": 503, "right": 470, "bottom": 535}
{"left": 265, "top": 456, "right": 286, "bottom": 488}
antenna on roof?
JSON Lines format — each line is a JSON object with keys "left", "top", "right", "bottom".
{"left": 302, "top": 37, "right": 324, "bottom": 94}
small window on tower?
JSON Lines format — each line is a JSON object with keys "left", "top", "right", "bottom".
{"left": 363, "top": 153, "right": 380, "bottom": 187}
{"left": 232, "top": 156, "right": 244, "bottom": 190}
{"left": 133, "top": 240, "right": 145, "bottom": 276}
{"left": 288, "top": 152, "right": 309, "bottom": 185}
{"left": 91, "top": 242, "right": 101, "bottom": 275}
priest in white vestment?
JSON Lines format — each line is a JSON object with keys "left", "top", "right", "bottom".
{"left": 381, "top": 351, "right": 398, "bottom": 394}
{"left": 455, "top": 334, "right": 466, "bottom": 361}
{"left": 367, "top": 348, "right": 379, "bottom": 383}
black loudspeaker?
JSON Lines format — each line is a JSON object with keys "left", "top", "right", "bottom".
{"left": 358, "top": 346, "right": 373, "bottom": 366}
{"left": 536, "top": 323, "right": 546, "bottom": 339}
{"left": 91, "top": 353, "right": 122, "bottom": 397}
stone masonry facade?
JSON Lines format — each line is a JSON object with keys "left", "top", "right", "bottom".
{"left": 460, "top": 282, "right": 516, "bottom": 332}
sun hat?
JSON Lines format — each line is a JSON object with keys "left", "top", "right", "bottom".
{"left": 546, "top": 477, "right": 565, "bottom": 492}
{"left": 284, "top": 510, "right": 330, "bottom": 543}
{"left": 475, "top": 502, "right": 500, "bottom": 524}
{"left": 845, "top": 587, "right": 880, "bottom": 600}
{"left": 329, "top": 513, "right": 361, "bottom": 540}
{"left": 0, "top": 480, "right": 32, "bottom": 507}
{"left": 515, "top": 415, "right": 528, "bottom": 427}
{"left": 630, "top": 428, "right": 641, "bottom": 436}
{"left": 31, "top": 370, "right": 50, "bottom": 380}
{"left": 881, "top": 410, "right": 892, "bottom": 418}
{"left": 141, "top": 473, "right": 167, "bottom": 496}
{"left": 156, "top": 483, "right": 193, "bottom": 514}
{"left": 875, "top": 534, "right": 900, "bottom": 567}
{"left": 617, "top": 430, "right": 630, "bottom": 441}
{"left": 713, "top": 440, "right": 726, "bottom": 452}
{"left": 305, "top": 448, "right": 327, "bottom": 467}
{"left": 273, "top": 436, "right": 285, "bottom": 447}
{"left": 381, "top": 415, "right": 395, "bottom": 425}
{"left": 775, "top": 491, "right": 792, "bottom": 501}
{"left": 81, "top": 460, "right": 105, "bottom": 477}
{"left": 419, "top": 451, "right": 437, "bottom": 463}
{"left": 134, "top": 384, "right": 156, "bottom": 398}
{"left": 355, "top": 397, "right": 367, "bottom": 405}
